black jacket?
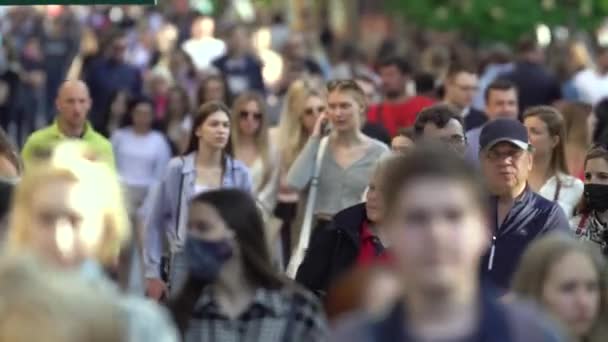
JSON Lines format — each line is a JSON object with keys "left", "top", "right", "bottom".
{"left": 465, "top": 108, "right": 487, "bottom": 131}
{"left": 295, "top": 203, "right": 383, "bottom": 296}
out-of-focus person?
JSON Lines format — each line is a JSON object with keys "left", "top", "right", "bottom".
{"left": 465, "top": 79, "right": 519, "bottom": 163}
{"left": 355, "top": 75, "right": 391, "bottom": 145}
{"left": 168, "top": 189, "right": 328, "bottom": 341}
{"left": 325, "top": 266, "right": 400, "bottom": 324}
{"left": 332, "top": 143, "right": 563, "bottom": 341}
{"left": 212, "top": 24, "right": 265, "bottom": 98}
{"left": 159, "top": 86, "right": 193, "bottom": 155}
{"left": 84, "top": 31, "right": 142, "bottom": 130}
{"left": 0, "top": 256, "right": 126, "bottom": 342}
{"left": 142, "top": 102, "right": 252, "bottom": 301}
{"left": 479, "top": 119, "right": 569, "bottom": 291}
{"left": 391, "top": 127, "right": 415, "bottom": 154}
{"left": 571, "top": 145, "right": 608, "bottom": 256}
{"left": 557, "top": 101, "right": 593, "bottom": 180}
{"left": 472, "top": 44, "right": 514, "bottom": 112}
{"left": 523, "top": 106, "right": 583, "bottom": 217}
{"left": 98, "top": 89, "right": 131, "bottom": 138}
{"left": 502, "top": 36, "right": 561, "bottom": 112}
{"left": 21, "top": 80, "right": 114, "bottom": 169}
{"left": 181, "top": 16, "right": 225, "bottom": 71}
{"left": 443, "top": 63, "right": 485, "bottom": 130}
{"left": 197, "top": 73, "right": 231, "bottom": 107}
{"left": 366, "top": 56, "right": 415, "bottom": 136}
{"left": 6, "top": 141, "right": 179, "bottom": 342}
{"left": 111, "top": 96, "right": 172, "bottom": 214}
{"left": 512, "top": 234, "right": 608, "bottom": 341}
{"left": 573, "top": 47, "right": 608, "bottom": 106}
{"left": 414, "top": 104, "right": 467, "bottom": 156}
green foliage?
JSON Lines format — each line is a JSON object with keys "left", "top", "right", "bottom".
{"left": 386, "top": 0, "right": 608, "bottom": 43}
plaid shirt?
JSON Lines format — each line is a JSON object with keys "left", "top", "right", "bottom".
{"left": 185, "top": 287, "right": 328, "bottom": 342}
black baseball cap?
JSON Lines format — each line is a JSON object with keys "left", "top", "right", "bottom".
{"left": 479, "top": 119, "right": 530, "bottom": 152}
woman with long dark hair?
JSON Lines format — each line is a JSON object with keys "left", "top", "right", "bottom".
{"left": 142, "top": 101, "right": 252, "bottom": 301}
{"left": 169, "top": 189, "right": 327, "bottom": 341}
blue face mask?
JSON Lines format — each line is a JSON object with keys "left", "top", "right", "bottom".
{"left": 184, "top": 235, "right": 233, "bottom": 283}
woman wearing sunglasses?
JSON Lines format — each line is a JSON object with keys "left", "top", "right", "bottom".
{"left": 571, "top": 144, "right": 608, "bottom": 256}
{"left": 230, "top": 92, "right": 279, "bottom": 216}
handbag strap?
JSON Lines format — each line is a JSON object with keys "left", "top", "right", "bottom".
{"left": 285, "top": 137, "right": 329, "bottom": 278}
{"left": 553, "top": 178, "right": 562, "bottom": 202}
{"left": 174, "top": 157, "right": 186, "bottom": 241}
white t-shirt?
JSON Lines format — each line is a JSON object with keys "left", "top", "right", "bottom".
{"left": 111, "top": 129, "right": 172, "bottom": 188}
{"left": 573, "top": 68, "right": 608, "bottom": 105}
{"left": 182, "top": 38, "right": 226, "bottom": 71}
{"left": 538, "top": 173, "right": 584, "bottom": 218}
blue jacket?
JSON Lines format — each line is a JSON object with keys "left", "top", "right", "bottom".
{"left": 141, "top": 153, "right": 252, "bottom": 279}
{"left": 481, "top": 187, "right": 569, "bottom": 290}
{"left": 332, "top": 288, "right": 563, "bottom": 342}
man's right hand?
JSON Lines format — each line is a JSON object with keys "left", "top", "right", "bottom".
{"left": 146, "top": 278, "right": 168, "bottom": 301}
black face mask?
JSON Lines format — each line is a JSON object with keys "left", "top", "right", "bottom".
{"left": 184, "top": 234, "right": 233, "bottom": 283}
{"left": 584, "top": 184, "right": 608, "bottom": 212}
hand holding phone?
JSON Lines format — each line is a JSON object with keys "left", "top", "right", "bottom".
{"left": 312, "top": 113, "right": 329, "bottom": 138}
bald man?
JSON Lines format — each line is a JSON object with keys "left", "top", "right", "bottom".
{"left": 21, "top": 80, "right": 114, "bottom": 169}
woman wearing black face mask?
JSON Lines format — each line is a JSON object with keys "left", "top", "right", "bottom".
{"left": 571, "top": 145, "right": 608, "bottom": 255}
{"left": 168, "top": 189, "right": 328, "bottom": 342}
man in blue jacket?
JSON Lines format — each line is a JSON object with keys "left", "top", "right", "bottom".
{"left": 479, "top": 118, "right": 569, "bottom": 291}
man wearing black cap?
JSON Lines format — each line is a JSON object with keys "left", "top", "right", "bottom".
{"left": 479, "top": 118, "right": 568, "bottom": 292}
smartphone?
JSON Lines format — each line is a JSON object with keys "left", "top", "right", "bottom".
{"left": 320, "top": 120, "right": 331, "bottom": 136}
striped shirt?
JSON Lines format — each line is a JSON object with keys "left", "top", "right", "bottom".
{"left": 185, "top": 287, "right": 328, "bottom": 342}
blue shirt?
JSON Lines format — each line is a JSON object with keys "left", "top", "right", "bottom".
{"left": 140, "top": 153, "right": 252, "bottom": 279}
{"left": 482, "top": 187, "right": 569, "bottom": 290}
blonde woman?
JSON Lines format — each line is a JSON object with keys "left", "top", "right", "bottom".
{"left": 272, "top": 79, "right": 326, "bottom": 264}
{"left": 512, "top": 234, "right": 608, "bottom": 342}
{"left": 230, "top": 91, "right": 279, "bottom": 214}
{"left": 6, "top": 141, "right": 179, "bottom": 342}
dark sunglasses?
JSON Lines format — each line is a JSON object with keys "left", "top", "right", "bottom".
{"left": 239, "top": 110, "right": 263, "bottom": 121}
{"left": 304, "top": 106, "right": 326, "bottom": 116}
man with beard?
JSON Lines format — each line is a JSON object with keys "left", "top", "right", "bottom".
{"left": 366, "top": 56, "right": 414, "bottom": 136}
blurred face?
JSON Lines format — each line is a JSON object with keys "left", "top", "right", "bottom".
{"left": 387, "top": 178, "right": 488, "bottom": 294}
{"left": 327, "top": 90, "right": 362, "bottom": 133}
{"left": 110, "top": 37, "right": 127, "bottom": 62}
{"left": 542, "top": 252, "right": 600, "bottom": 338}
{"left": 196, "top": 111, "right": 230, "bottom": 150}
{"left": 486, "top": 89, "right": 519, "bottom": 120}
{"left": 421, "top": 119, "right": 467, "bottom": 155}
{"left": 238, "top": 100, "right": 262, "bottom": 137}
{"left": 204, "top": 79, "right": 225, "bottom": 103}
{"left": 365, "top": 170, "right": 385, "bottom": 223}
{"left": 56, "top": 82, "right": 91, "bottom": 131}
{"left": 391, "top": 136, "right": 414, "bottom": 154}
{"left": 597, "top": 51, "right": 608, "bottom": 73}
{"left": 27, "top": 180, "right": 104, "bottom": 267}
{"left": 168, "top": 90, "right": 186, "bottom": 115}
{"left": 379, "top": 65, "right": 406, "bottom": 99}
{"left": 481, "top": 142, "right": 533, "bottom": 196}
{"left": 356, "top": 79, "right": 377, "bottom": 105}
{"left": 585, "top": 157, "right": 608, "bottom": 185}
{"left": 301, "top": 95, "right": 326, "bottom": 134}
{"left": 110, "top": 92, "right": 128, "bottom": 117}
{"left": 446, "top": 72, "right": 479, "bottom": 108}
{"left": 228, "top": 28, "right": 249, "bottom": 54}
{"left": 524, "top": 116, "right": 557, "bottom": 160}
{"left": 132, "top": 102, "right": 154, "bottom": 131}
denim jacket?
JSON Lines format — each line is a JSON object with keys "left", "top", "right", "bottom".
{"left": 141, "top": 153, "right": 252, "bottom": 279}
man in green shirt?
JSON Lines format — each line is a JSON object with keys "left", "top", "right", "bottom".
{"left": 22, "top": 80, "right": 114, "bottom": 169}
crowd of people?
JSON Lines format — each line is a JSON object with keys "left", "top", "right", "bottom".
{"left": 3, "top": 3, "right": 608, "bottom": 342}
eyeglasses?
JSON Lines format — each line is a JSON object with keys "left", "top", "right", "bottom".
{"left": 239, "top": 110, "right": 263, "bottom": 121}
{"left": 304, "top": 106, "right": 326, "bottom": 116}
{"left": 485, "top": 148, "right": 525, "bottom": 161}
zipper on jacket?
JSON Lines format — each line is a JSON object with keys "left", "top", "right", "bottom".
{"left": 488, "top": 235, "right": 496, "bottom": 271}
